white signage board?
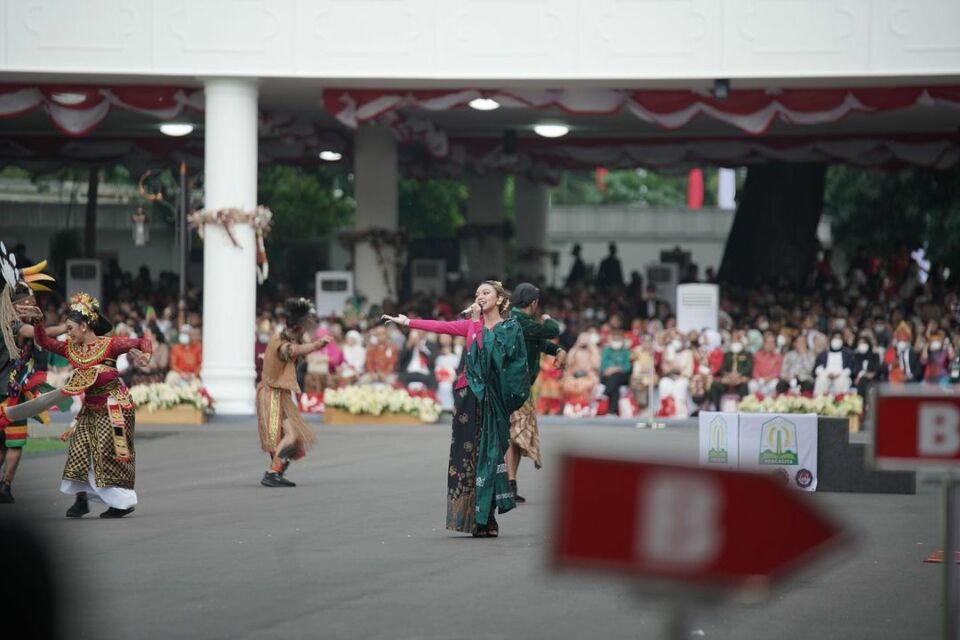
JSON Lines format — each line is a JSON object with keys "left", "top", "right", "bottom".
{"left": 698, "top": 411, "right": 740, "bottom": 469}
{"left": 677, "top": 283, "right": 719, "bottom": 333}
{"left": 739, "top": 413, "right": 819, "bottom": 492}
{"left": 314, "top": 271, "right": 353, "bottom": 318}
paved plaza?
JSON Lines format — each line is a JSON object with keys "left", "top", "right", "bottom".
{"left": 3, "top": 419, "right": 942, "bottom": 639}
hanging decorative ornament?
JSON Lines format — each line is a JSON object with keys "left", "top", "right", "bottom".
{"left": 130, "top": 207, "right": 149, "bottom": 247}
{"left": 187, "top": 206, "right": 273, "bottom": 283}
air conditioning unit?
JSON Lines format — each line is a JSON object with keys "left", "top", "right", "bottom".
{"left": 314, "top": 271, "right": 353, "bottom": 318}
{"left": 676, "top": 284, "right": 719, "bottom": 333}
{"left": 645, "top": 263, "right": 679, "bottom": 312}
{"left": 66, "top": 259, "right": 102, "bottom": 302}
{"left": 410, "top": 259, "right": 446, "bottom": 295}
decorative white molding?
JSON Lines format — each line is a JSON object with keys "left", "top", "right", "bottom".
{"left": 0, "top": 0, "right": 958, "bottom": 79}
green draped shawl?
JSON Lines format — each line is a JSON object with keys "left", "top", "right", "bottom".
{"left": 464, "top": 318, "right": 530, "bottom": 525}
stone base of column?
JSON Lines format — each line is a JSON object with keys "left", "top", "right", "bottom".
{"left": 201, "top": 366, "right": 257, "bottom": 415}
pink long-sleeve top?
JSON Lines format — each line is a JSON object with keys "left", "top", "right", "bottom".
{"left": 408, "top": 318, "right": 483, "bottom": 390}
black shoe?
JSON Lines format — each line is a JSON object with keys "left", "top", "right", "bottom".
{"left": 100, "top": 506, "right": 135, "bottom": 519}
{"left": 0, "top": 481, "right": 13, "bottom": 504}
{"left": 66, "top": 495, "right": 89, "bottom": 518}
{"left": 261, "top": 471, "right": 289, "bottom": 487}
{"left": 510, "top": 480, "right": 527, "bottom": 504}
{"left": 277, "top": 474, "right": 296, "bottom": 487}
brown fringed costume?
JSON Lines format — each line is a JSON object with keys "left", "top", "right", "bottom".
{"left": 256, "top": 332, "right": 317, "bottom": 462}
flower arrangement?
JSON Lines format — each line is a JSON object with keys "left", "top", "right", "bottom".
{"left": 738, "top": 392, "right": 863, "bottom": 417}
{"left": 129, "top": 379, "right": 215, "bottom": 414}
{"left": 324, "top": 386, "right": 441, "bottom": 423}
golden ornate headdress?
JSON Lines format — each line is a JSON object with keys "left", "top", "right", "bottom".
{"left": 68, "top": 292, "right": 101, "bottom": 324}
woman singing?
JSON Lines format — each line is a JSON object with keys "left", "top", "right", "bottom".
{"left": 382, "top": 281, "right": 529, "bottom": 538}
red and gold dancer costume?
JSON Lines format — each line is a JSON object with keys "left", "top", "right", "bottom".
{"left": 30, "top": 293, "right": 152, "bottom": 517}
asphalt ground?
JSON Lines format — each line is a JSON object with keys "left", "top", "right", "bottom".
{"left": 0, "top": 417, "right": 942, "bottom": 640}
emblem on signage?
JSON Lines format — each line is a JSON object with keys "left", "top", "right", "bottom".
{"left": 759, "top": 416, "right": 799, "bottom": 466}
{"left": 795, "top": 468, "right": 814, "bottom": 488}
{"left": 708, "top": 416, "right": 729, "bottom": 463}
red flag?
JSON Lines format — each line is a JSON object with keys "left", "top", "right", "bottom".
{"left": 687, "top": 168, "right": 704, "bottom": 209}
{"left": 595, "top": 167, "right": 609, "bottom": 193}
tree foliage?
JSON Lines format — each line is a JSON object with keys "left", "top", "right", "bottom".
{"left": 824, "top": 165, "right": 960, "bottom": 271}
{"left": 257, "top": 165, "right": 354, "bottom": 289}
{"left": 398, "top": 176, "right": 467, "bottom": 238}
{"left": 550, "top": 168, "right": 700, "bottom": 208}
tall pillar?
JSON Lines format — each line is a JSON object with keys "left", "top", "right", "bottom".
{"left": 463, "top": 174, "right": 506, "bottom": 281}
{"left": 513, "top": 176, "right": 549, "bottom": 281}
{"left": 353, "top": 125, "right": 398, "bottom": 305}
{"left": 201, "top": 78, "right": 258, "bottom": 414}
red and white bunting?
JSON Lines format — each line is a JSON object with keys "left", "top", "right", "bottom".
{"left": 0, "top": 85, "right": 203, "bottom": 136}
{"left": 323, "top": 86, "right": 960, "bottom": 135}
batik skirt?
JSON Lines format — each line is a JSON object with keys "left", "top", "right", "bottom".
{"left": 509, "top": 395, "right": 542, "bottom": 469}
{"left": 446, "top": 386, "right": 499, "bottom": 533}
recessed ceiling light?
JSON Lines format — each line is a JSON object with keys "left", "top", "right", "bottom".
{"left": 534, "top": 124, "right": 569, "bottom": 138}
{"left": 469, "top": 98, "right": 500, "bottom": 111}
{"left": 50, "top": 92, "right": 87, "bottom": 106}
{"left": 159, "top": 123, "right": 194, "bottom": 137}
{"left": 319, "top": 150, "right": 343, "bottom": 161}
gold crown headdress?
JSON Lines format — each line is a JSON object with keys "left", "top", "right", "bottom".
{"left": 68, "top": 292, "right": 100, "bottom": 324}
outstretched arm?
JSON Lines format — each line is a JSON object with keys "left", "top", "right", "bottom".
{"left": 382, "top": 314, "right": 471, "bottom": 337}
{"left": 29, "top": 319, "right": 68, "bottom": 357}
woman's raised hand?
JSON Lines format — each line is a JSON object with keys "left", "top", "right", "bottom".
{"left": 381, "top": 314, "right": 409, "bottom": 327}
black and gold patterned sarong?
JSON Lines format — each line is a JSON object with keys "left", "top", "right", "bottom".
{"left": 63, "top": 405, "right": 136, "bottom": 490}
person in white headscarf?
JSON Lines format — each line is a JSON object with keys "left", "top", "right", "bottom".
{"left": 341, "top": 330, "right": 366, "bottom": 381}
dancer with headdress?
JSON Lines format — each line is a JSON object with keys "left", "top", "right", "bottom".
{"left": 382, "top": 280, "right": 529, "bottom": 537}
{"left": 0, "top": 243, "right": 64, "bottom": 503}
{"left": 257, "top": 297, "right": 330, "bottom": 487}
{"left": 8, "top": 292, "right": 152, "bottom": 518}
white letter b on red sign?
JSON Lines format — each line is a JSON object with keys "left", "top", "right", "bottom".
{"left": 918, "top": 403, "right": 960, "bottom": 457}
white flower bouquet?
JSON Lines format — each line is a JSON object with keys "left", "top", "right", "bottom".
{"left": 323, "top": 386, "right": 441, "bottom": 423}
{"left": 129, "top": 378, "right": 215, "bottom": 414}
{"left": 738, "top": 392, "right": 863, "bottom": 417}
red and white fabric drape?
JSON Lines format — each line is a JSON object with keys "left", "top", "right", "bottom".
{"left": 0, "top": 85, "right": 202, "bottom": 136}
{"left": 323, "top": 86, "right": 960, "bottom": 135}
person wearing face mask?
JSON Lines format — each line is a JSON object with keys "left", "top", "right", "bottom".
{"left": 656, "top": 334, "right": 693, "bottom": 418}
{"left": 813, "top": 330, "right": 854, "bottom": 396}
{"left": 708, "top": 330, "right": 753, "bottom": 410}
{"left": 362, "top": 326, "right": 399, "bottom": 384}
{"left": 600, "top": 329, "right": 633, "bottom": 416}
{"left": 169, "top": 325, "right": 202, "bottom": 380}
{"left": 883, "top": 321, "right": 922, "bottom": 383}
{"left": 921, "top": 331, "right": 954, "bottom": 385}
{"left": 852, "top": 330, "right": 882, "bottom": 398}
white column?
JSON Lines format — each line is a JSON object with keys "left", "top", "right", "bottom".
{"left": 353, "top": 125, "right": 398, "bottom": 305}
{"left": 514, "top": 176, "right": 549, "bottom": 281}
{"left": 464, "top": 174, "right": 506, "bottom": 281}
{"left": 200, "top": 78, "right": 258, "bottom": 415}
{"left": 718, "top": 168, "right": 737, "bottom": 210}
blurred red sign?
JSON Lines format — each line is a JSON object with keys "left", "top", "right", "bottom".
{"left": 552, "top": 456, "right": 840, "bottom": 589}
{"left": 873, "top": 388, "right": 960, "bottom": 468}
